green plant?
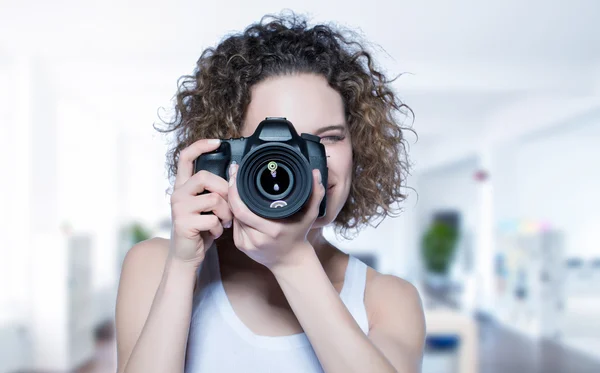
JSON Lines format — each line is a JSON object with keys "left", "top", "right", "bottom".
{"left": 421, "top": 221, "right": 459, "bottom": 274}
{"left": 129, "top": 221, "right": 152, "bottom": 244}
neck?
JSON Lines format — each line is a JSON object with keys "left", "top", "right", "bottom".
{"left": 307, "top": 228, "right": 331, "bottom": 261}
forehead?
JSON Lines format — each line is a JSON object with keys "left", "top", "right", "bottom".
{"left": 242, "top": 73, "right": 346, "bottom": 136}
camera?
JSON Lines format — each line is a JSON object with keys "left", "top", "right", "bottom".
{"left": 193, "top": 117, "right": 328, "bottom": 219}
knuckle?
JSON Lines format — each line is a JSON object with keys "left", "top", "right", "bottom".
{"left": 207, "top": 192, "right": 219, "bottom": 205}
{"left": 196, "top": 170, "right": 209, "bottom": 179}
{"left": 178, "top": 148, "right": 190, "bottom": 163}
{"left": 209, "top": 215, "right": 220, "bottom": 227}
{"left": 200, "top": 193, "right": 216, "bottom": 210}
{"left": 170, "top": 201, "right": 183, "bottom": 216}
{"left": 170, "top": 190, "right": 181, "bottom": 204}
{"left": 215, "top": 194, "right": 227, "bottom": 208}
{"left": 224, "top": 207, "right": 234, "bottom": 219}
{"left": 271, "top": 226, "right": 283, "bottom": 238}
{"left": 192, "top": 170, "right": 207, "bottom": 185}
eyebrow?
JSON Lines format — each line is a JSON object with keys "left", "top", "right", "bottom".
{"left": 314, "top": 125, "right": 346, "bottom": 135}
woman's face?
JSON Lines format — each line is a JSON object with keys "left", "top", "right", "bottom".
{"left": 241, "top": 73, "right": 353, "bottom": 229}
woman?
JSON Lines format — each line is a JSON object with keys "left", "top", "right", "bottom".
{"left": 116, "top": 12, "right": 425, "bottom": 373}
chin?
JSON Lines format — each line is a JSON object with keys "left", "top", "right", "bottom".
{"left": 312, "top": 205, "right": 341, "bottom": 229}
{"left": 311, "top": 186, "right": 347, "bottom": 228}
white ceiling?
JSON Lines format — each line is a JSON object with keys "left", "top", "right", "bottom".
{"left": 3, "top": 0, "right": 599, "bottom": 63}
{"left": 2, "top": 0, "right": 599, "bottom": 168}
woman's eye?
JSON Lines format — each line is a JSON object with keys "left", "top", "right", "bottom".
{"left": 320, "top": 135, "right": 345, "bottom": 144}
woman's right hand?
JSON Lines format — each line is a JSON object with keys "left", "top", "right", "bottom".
{"left": 169, "top": 139, "right": 233, "bottom": 268}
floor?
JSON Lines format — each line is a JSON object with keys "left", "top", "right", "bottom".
{"left": 477, "top": 316, "right": 600, "bottom": 373}
{"left": 70, "top": 318, "right": 600, "bottom": 373}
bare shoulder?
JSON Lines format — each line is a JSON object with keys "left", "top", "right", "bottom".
{"left": 361, "top": 267, "right": 426, "bottom": 370}
{"left": 116, "top": 236, "right": 172, "bottom": 309}
{"left": 116, "top": 236, "right": 171, "bottom": 309}
{"left": 364, "top": 266, "right": 425, "bottom": 336}
{"left": 121, "top": 237, "right": 170, "bottom": 271}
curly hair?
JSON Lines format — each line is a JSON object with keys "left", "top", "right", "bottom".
{"left": 155, "top": 11, "right": 414, "bottom": 239}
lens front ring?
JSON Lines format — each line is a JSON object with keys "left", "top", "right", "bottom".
{"left": 237, "top": 143, "right": 313, "bottom": 219}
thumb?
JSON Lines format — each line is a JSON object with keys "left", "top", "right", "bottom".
{"left": 308, "top": 169, "right": 326, "bottom": 217}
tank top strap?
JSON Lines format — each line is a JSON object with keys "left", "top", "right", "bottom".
{"left": 340, "top": 255, "right": 370, "bottom": 335}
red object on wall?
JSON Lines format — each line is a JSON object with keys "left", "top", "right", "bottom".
{"left": 474, "top": 169, "right": 489, "bottom": 182}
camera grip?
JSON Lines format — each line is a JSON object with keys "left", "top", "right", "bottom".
{"left": 194, "top": 146, "right": 230, "bottom": 215}
{"left": 195, "top": 152, "right": 229, "bottom": 182}
{"left": 301, "top": 134, "right": 328, "bottom": 218}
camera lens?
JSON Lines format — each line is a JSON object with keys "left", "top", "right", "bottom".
{"left": 256, "top": 161, "right": 293, "bottom": 200}
{"left": 236, "top": 143, "right": 313, "bottom": 219}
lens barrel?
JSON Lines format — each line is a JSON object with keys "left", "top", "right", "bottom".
{"left": 237, "top": 143, "right": 313, "bottom": 219}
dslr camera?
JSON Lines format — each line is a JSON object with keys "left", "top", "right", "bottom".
{"left": 194, "top": 117, "right": 328, "bottom": 219}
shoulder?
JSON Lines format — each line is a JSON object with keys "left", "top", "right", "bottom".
{"left": 122, "top": 236, "right": 170, "bottom": 268}
{"left": 117, "top": 237, "right": 171, "bottom": 300}
{"left": 358, "top": 264, "right": 426, "bottom": 370}
{"left": 363, "top": 266, "right": 425, "bottom": 337}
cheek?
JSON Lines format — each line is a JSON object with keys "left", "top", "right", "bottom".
{"left": 340, "top": 143, "right": 353, "bottom": 177}
{"left": 326, "top": 144, "right": 353, "bottom": 180}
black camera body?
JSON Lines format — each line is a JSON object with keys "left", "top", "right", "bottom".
{"left": 194, "top": 117, "right": 328, "bottom": 219}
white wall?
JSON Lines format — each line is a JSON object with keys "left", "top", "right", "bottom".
{"left": 492, "top": 111, "right": 600, "bottom": 258}
{"left": 324, "top": 176, "right": 420, "bottom": 280}
{"left": 0, "top": 55, "right": 37, "bottom": 320}
{"left": 0, "top": 54, "right": 127, "bottom": 327}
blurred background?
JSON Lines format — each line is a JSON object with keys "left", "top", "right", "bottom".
{"left": 1, "top": 0, "right": 599, "bottom": 372}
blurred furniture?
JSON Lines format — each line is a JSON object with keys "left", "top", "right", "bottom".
{"left": 28, "top": 231, "right": 95, "bottom": 371}
{"left": 423, "top": 334, "right": 460, "bottom": 373}
{"left": 560, "top": 257, "right": 600, "bottom": 360}
{"left": 494, "top": 226, "right": 564, "bottom": 339}
{"left": 0, "top": 319, "right": 30, "bottom": 373}
{"left": 424, "top": 308, "right": 478, "bottom": 373}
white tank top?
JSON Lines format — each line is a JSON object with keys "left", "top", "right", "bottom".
{"left": 184, "top": 244, "right": 370, "bottom": 372}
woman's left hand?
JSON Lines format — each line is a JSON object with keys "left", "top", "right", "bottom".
{"left": 226, "top": 163, "right": 326, "bottom": 271}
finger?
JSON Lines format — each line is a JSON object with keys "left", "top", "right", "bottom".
{"left": 174, "top": 214, "right": 223, "bottom": 240}
{"left": 174, "top": 139, "right": 221, "bottom": 189}
{"left": 227, "top": 163, "right": 271, "bottom": 232}
{"left": 307, "top": 169, "right": 326, "bottom": 218}
{"left": 179, "top": 170, "right": 229, "bottom": 200}
{"left": 183, "top": 193, "right": 234, "bottom": 226}
{"left": 232, "top": 216, "right": 261, "bottom": 251}
{"left": 232, "top": 217, "right": 246, "bottom": 249}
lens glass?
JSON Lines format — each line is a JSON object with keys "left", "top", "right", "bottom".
{"left": 258, "top": 161, "right": 291, "bottom": 198}
{"left": 237, "top": 142, "right": 312, "bottom": 219}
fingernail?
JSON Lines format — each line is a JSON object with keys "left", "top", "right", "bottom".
{"left": 229, "top": 163, "right": 238, "bottom": 177}
{"left": 229, "top": 174, "right": 235, "bottom": 187}
{"left": 223, "top": 221, "right": 232, "bottom": 228}
{"left": 208, "top": 139, "right": 221, "bottom": 145}
{"left": 317, "top": 170, "right": 322, "bottom": 185}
